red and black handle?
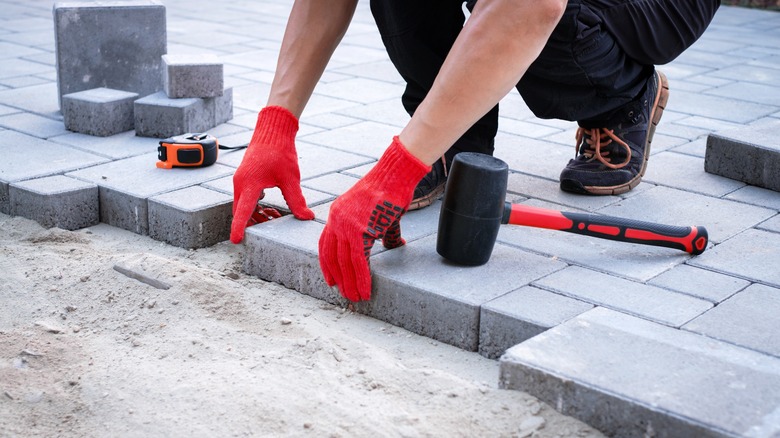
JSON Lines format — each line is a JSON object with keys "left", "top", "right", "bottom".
{"left": 502, "top": 203, "right": 708, "bottom": 255}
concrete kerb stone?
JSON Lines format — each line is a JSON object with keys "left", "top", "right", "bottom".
{"left": 134, "top": 88, "right": 233, "bottom": 138}
{"left": 499, "top": 307, "right": 780, "bottom": 437}
{"left": 61, "top": 87, "right": 139, "bottom": 137}
{"left": 9, "top": 175, "right": 98, "bottom": 230}
{"left": 148, "top": 185, "right": 232, "bottom": 249}
{"left": 705, "top": 120, "right": 780, "bottom": 192}
{"left": 163, "top": 54, "right": 224, "bottom": 98}
{"left": 53, "top": 1, "right": 166, "bottom": 108}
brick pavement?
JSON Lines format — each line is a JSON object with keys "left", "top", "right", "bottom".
{"left": 1, "top": 1, "right": 779, "bottom": 436}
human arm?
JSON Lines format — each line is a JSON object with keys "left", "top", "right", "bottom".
{"left": 319, "top": 0, "right": 567, "bottom": 300}
{"left": 230, "top": 0, "right": 359, "bottom": 243}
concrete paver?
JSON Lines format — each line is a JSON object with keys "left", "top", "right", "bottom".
{"left": 1, "top": 1, "right": 780, "bottom": 435}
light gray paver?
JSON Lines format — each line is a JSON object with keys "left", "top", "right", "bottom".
{"left": 0, "top": 130, "right": 108, "bottom": 213}
{"left": 0, "top": 112, "right": 69, "bottom": 138}
{"left": 163, "top": 54, "right": 224, "bottom": 99}
{"left": 134, "top": 89, "right": 233, "bottom": 138}
{"left": 705, "top": 120, "right": 780, "bottom": 192}
{"left": 9, "top": 175, "right": 98, "bottom": 230}
{"left": 643, "top": 151, "right": 745, "bottom": 197}
{"left": 500, "top": 307, "right": 780, "bottom": 438}
{"left": 479, "top": 286, "right": 593, "bottom": 359}
{"left": 647, "top": 264, "right": 749, "bottom": 303}
{"left": 62, "top": 87, "right": 139, "bottom": 137}
{"left": 66, "top": 153, "right": 233, "bottom": 234}
{"left": 356, "top": 234, "right": 567, "bottom": 351}
{"left": 53, "top": 1, "right": 166, "bottom": 107}
{"left": 690, "top": 228, "right": 780, "bottom": 288}
{"left": 683, "top": 283, "right": 780, "bottom": 358}
{"left": 148, "top": 186, "right": 232, "bottom": 248}
{"left": 50, "top": 131, "right": 160, "bottom": 160}
{"left": 533, "top": 266, "right": 712, "bottom": 327}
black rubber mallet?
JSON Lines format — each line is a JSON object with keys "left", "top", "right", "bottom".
{"left": 436, "top": 152, "right": 709, "bottom": 266}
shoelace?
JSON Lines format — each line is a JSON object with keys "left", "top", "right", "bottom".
{"left": 574, "top": 127, "right": 631, "bottom": 169}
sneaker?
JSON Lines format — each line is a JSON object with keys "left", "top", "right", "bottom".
{"left": 559, "top": 69, "right": 669, "bottom": 195}
{"left": 410, "top": 156, "right": 449, "bottom": 210}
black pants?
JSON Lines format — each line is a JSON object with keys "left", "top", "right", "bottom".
{"left": 370, "top": 0, "right": 720, "bottom": 158}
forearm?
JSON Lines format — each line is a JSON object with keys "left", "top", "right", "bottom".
{"left": 267, "top": 0, "right": 359, "bottom": 117}
{"left": 399, "top": 0, "right": 566, "bottom": 165}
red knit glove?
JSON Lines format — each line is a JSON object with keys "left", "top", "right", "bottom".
{"left": 230, "top": 106, "right": 314, "bottom": 244}
{"left": 318, "top": 137, "right": 431, "bottom": 302}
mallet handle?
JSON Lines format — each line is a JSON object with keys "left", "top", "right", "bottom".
{"left": 502, "top": 203, "right": 708, "bottom": 255}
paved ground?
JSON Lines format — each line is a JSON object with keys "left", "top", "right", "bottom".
{"left": 2, "top": 1, "right": 780, "bottom": 436}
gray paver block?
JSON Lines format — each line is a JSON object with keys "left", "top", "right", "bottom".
{"left": 9, "top": 175, "right": 98, "bottom": 230}
{"left": 50, "top": 131, "right": 160, "bottom": 160}
{"left": 243, "top": 216, "right": 344, "bottom": 305}
{"left": 62, "top": 87, "right": 139, "bottom": 136}
{"left": 533, "top": 266, "right": 712, "bottom": 327}
{"left": 148, "top": 186, "right": 232, "bottom": 248}
{"left": 355, "top": 234, "right": 568, "bottom": 351}
{"left": 53, "top": 1, "right": 166, "bottom": 108}
{"left": 0, "top": 130, "right": 108, "bottom": 214}
{"left": 683, "top": 283, "right": 780, "bottom": 358}
{"left": 706, "top": 121, "right": 780, "bottom": 192}
{"left": 133, "top": 88, "right": 233, "bottom": 138}
{"left": 648, "top": 264, "right": 750, "bottom": 303}
{"left": 499, "top": 307, "right": 780, "bottom": 437}
{"left": 690, "top": 228, "right": 780, "bottom": 288}
{"left": 479, "top": 286, "right": 593, "bottom": 359}
{"left": 163, "top": 54, "right": 224, "bottom": 98}
{"left": 66, "top": 153, "right": 233, "bottom": 234}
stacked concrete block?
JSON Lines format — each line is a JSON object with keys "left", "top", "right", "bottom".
{"left": 134, "top": 88, "right": 233, "bottom": 138}
{"left": 9, "top": 175, "right": 99, "bottom": 230}
{"left": 53, "top": 1, "right": 166, "bottom": 108}
{"left": 61, "top": 87, "right": 139, "bottom": 136}
{"left": 163, "top": 54, "right": 224, "bottom": 98}
{"left": 706, "top": 120, "right": 780, "bottom": 192}
{"left": 148, "top": 186, "right": 232, "bottom": 249}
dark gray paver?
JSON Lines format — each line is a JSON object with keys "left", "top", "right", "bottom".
{"left": 533, "top": 266, "right": 712, "bottom": 327}
{"left": 647, "top": 264, "right": 749, "bottom": 304}
{"left": 53, "top": 1, "right": 166, "bottom": 107}
{"left": 691, "top": 228, "right": 780, "bottom": 288}
{"left": 500, "top": 307, "right": 780, "bottom": 438}
{"left": 66, "top": 153, "right": 233, "bottom": 234}
{"left": 355, "top": 234, "right": 567, "bottom": 351}
{"left": 134, "top": 89, "right": 233, "bottom": 138}
{"left": 705, "top": 121, "right": 780, "bottom": 192}
{"left": 148, "top": 185, "right": 232, "bottom": 248}
{"left": 0, "top": 130, "right": 108, "bottom": 213}
{"left": 162, "top": 54, "right": 224, "bottom": 98}
{"left": 683, "top": 283, "right": 780, "bottom": 358}
{"left": 61, "top": 87, "right": 138, "bottom": 136}
{"left": 479, "top": 286, "right": 593, "bottom": 359}
{"left": 9, "top": 175, "right": 98, "bottom": 230}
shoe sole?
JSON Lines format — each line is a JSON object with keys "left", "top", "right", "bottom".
{"left": 577, "top": 70, "right": 669, "bottom": 196}
{"left": 409, "top": 183, "right": 446, "bottom": 211}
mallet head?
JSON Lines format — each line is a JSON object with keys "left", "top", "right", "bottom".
{"left": 436, "top": 152, "right": 509, "bottom": 266}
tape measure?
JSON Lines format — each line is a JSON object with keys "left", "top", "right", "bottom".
{"left": 157, "top": 133, "right": 247, "bottom": 169}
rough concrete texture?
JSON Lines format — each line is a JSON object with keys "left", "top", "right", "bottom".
{"left": 53, "top": 1, "right": 166, "bottom": 108}
{"left": 163, "top": 54, "right": 224, "bottom": 98}
{"left": 500, "top": 307, "right": 780, "bottom": 437}
{"left": 62, "top": 87, "right": 139, "bottom": 136}
{"left": 133, "top": 88, "right": 233, "bottom": 138}
{"left": 9, "top": 175, "right": 98, "bottom": 230}
{"left": 705, "top": 120, "right": 780, "bottom": 192}
{"left": 148, "top": 185, "right": 232, "bottom": 248}
{"left": 479, "top": 286, "right": 594, "bottom": 359}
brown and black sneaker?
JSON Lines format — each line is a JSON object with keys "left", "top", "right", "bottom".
{"left": 559, "top": 69, "right": 669, "bottom": 195}
{"left": 410, "top": 155, "right": 449, "bottom": 210}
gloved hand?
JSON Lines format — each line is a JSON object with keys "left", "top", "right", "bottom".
{"left": 318, "top": 137, "right": 431, "bottom": 301}
{"left": 230, "top": 106, "right": 314, "bottom": 244}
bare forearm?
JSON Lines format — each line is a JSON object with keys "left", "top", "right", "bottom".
{"left": 400, "top": 0, "right": 566, "bottom": 164}
{"left": 267, "top": 0, "right": 359, "bottom": 117}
